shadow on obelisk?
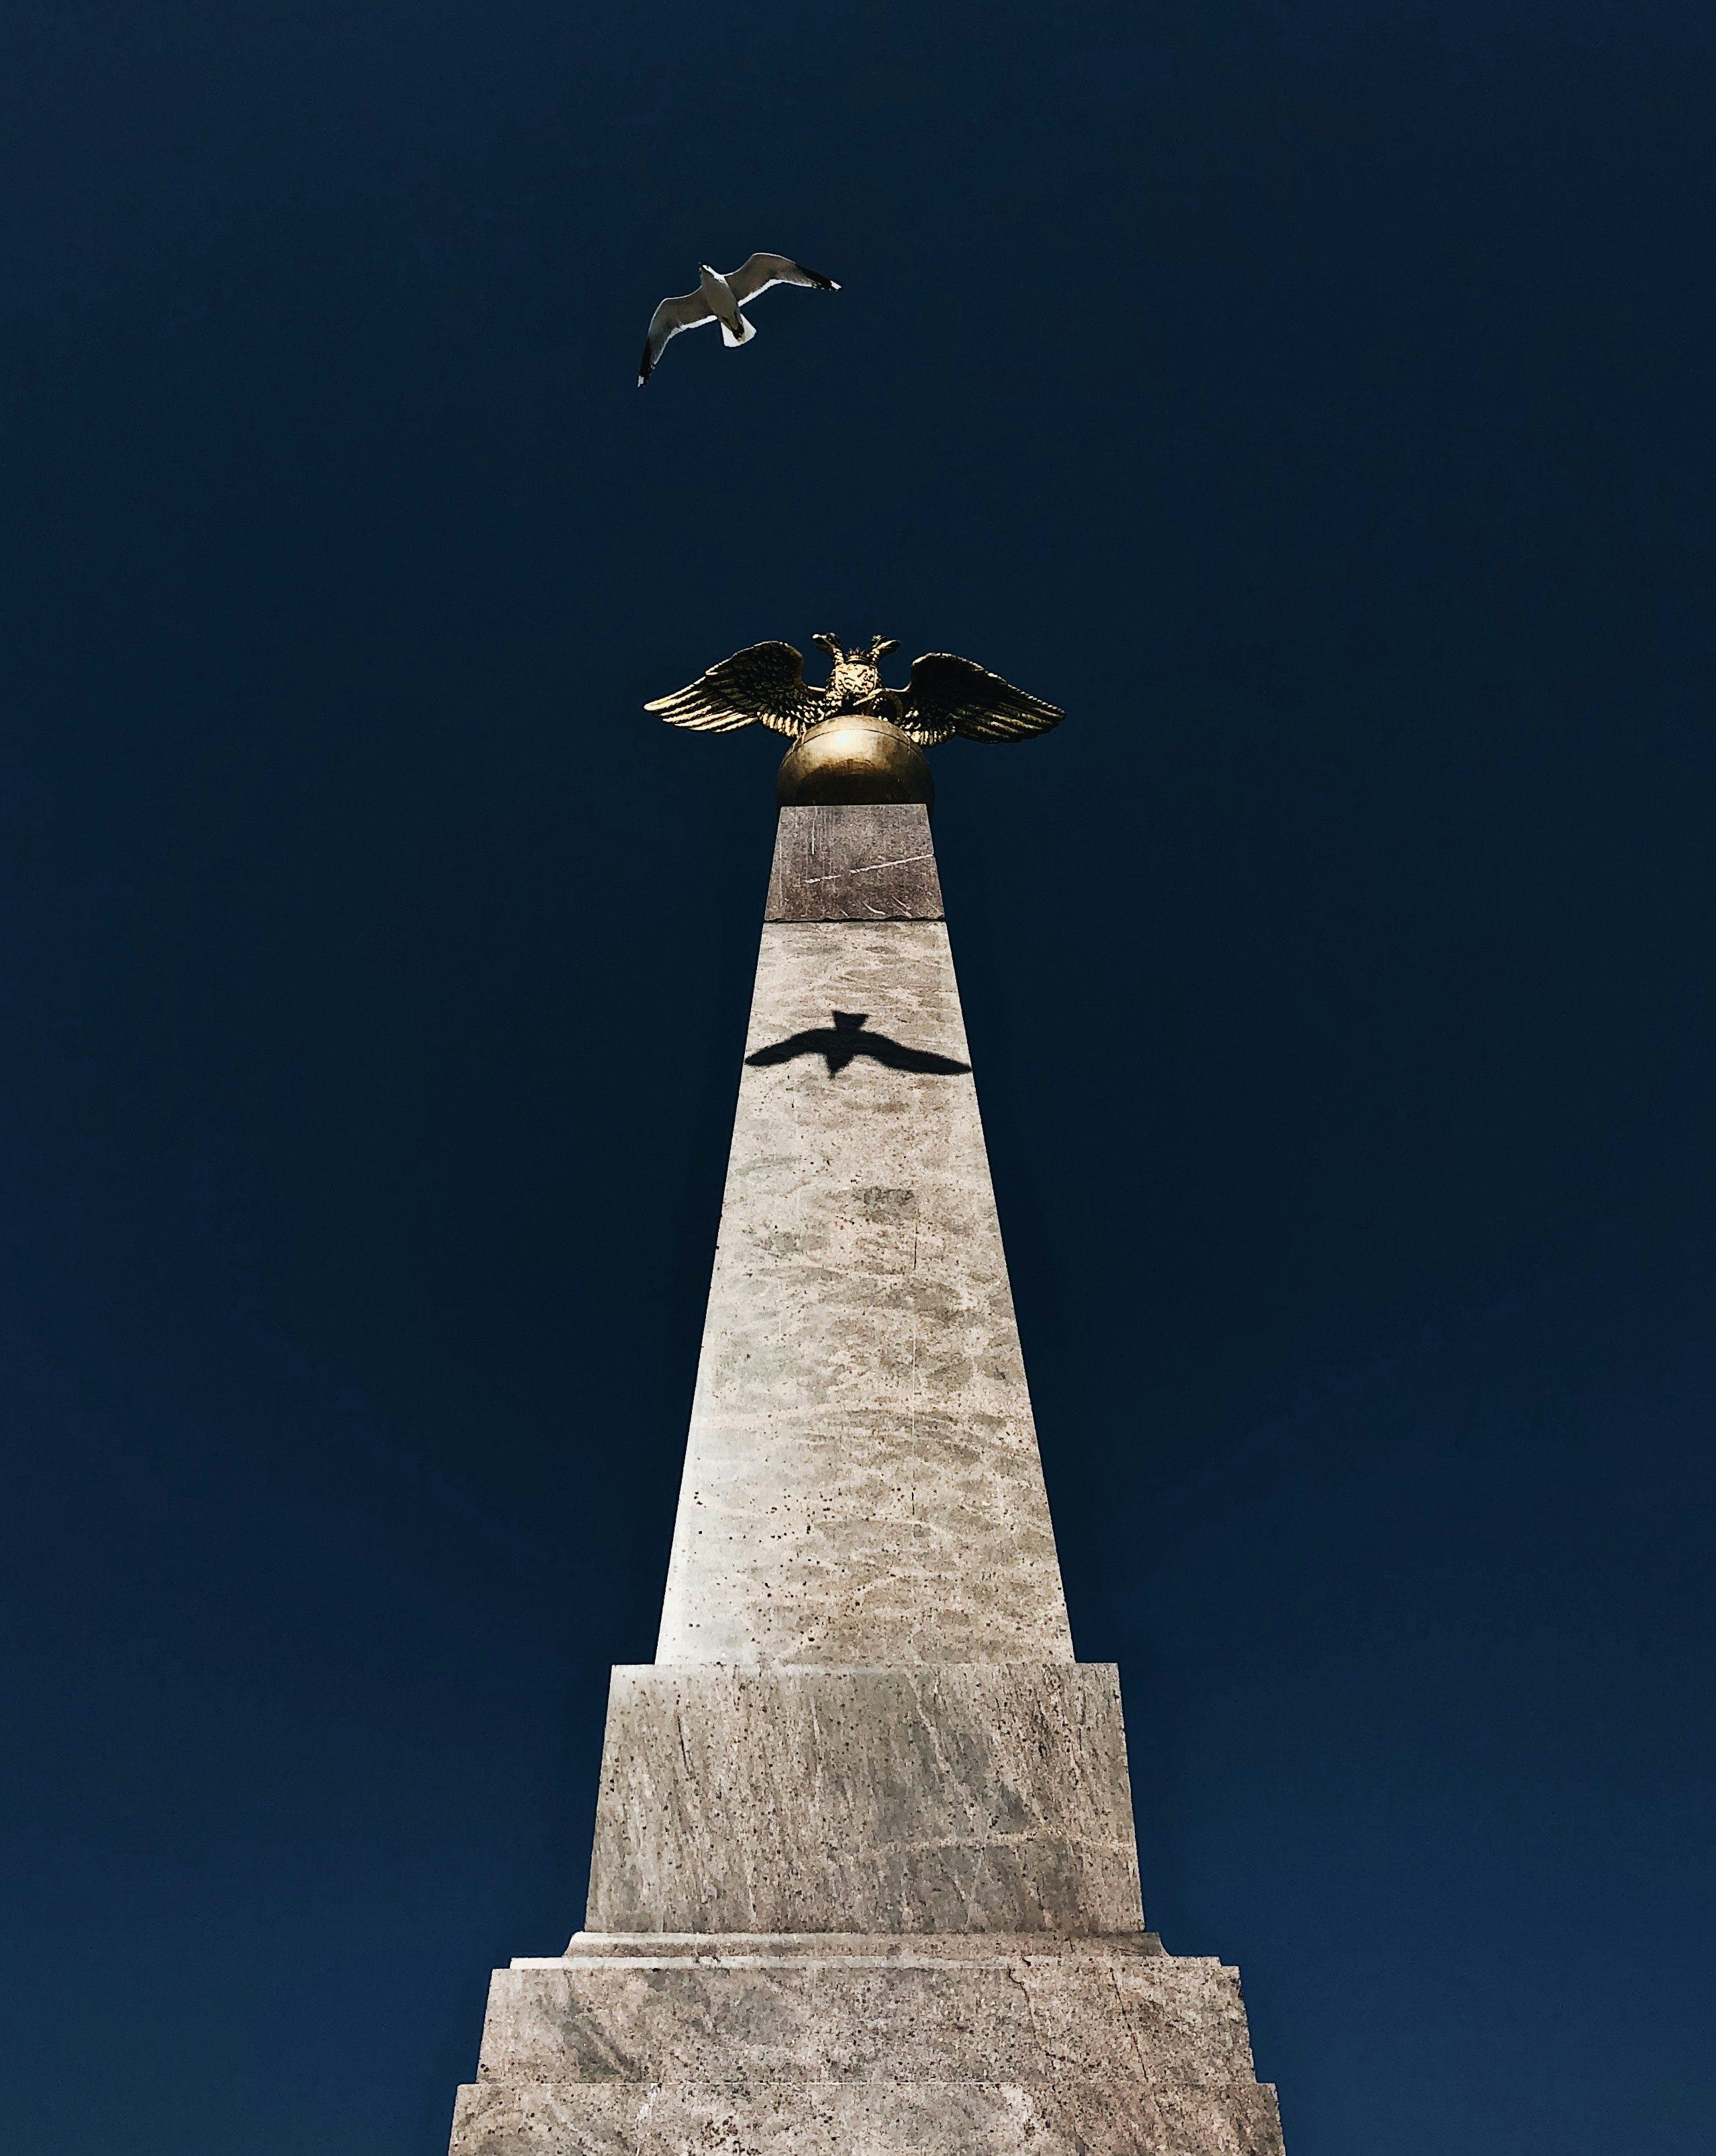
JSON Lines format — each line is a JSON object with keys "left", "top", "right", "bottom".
{"left": 744, "top": 1009, "right": 972, "bottom": 1078}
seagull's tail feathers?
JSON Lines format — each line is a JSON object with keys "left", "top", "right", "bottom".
{"left": 720, "top": 313, "right": 758, "bottom": 348}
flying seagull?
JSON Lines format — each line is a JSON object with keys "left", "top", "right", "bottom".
{"left": 638, "top": 254, "right": 840, "bottom": 386}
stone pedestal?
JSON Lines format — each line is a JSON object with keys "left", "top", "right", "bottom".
{"left": 448, "top": 805, "right": 1287, "bottom": 2155}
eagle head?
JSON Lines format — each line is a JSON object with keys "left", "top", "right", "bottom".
{"left": 813, "top": 633, "right": 903, "bottom": 713}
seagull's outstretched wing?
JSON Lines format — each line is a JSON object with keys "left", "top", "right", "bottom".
{"left": 895, "top": 654, "right": 1065, "bottom": 746}
{"left": 743, "top": 1026, "right": 835, "bottom": 1066}
{"left": 639, "top": 289, "right": 718, "bottom": 385}
{"left": 645, "top": 641, "right": 826, "bottom": 736}
{"left": 725, "top": 253, "right": 841, "bottom": 305}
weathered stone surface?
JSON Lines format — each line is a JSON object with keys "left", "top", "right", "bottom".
{"left": 444, "top": 805, "right": 1291, "bottom": 2155}
{"left": 451, "top": 2075, "right": 1286, "bottom": 2156}
{"left": 476, "top": 1940, "right": 1257, "bottom": 2088}
{"left": 585, "top": 1663, "right": 1144, "bottom": 1936}
{"left": 550, "top": 1931, "right": 1167, "bottom": 1959}
{"left": 766, "top": 803, "right": 944, "bottom": 921}
{"left": 656, "top": 919, "right": 1071, "bottom": 1667}
{"left": 450, "top": 1937, "right": 1287, "bottom": 2153}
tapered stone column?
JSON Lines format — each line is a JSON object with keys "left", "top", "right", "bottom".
{"left": 448, "top": 805, "right": 1287, "bottom": 2155}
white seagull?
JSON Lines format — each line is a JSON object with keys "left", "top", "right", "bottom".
{"left": 638, "top": 254, "right": 840, "bottom": 386}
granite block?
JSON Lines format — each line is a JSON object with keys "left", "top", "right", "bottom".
{"left": 475, "top": 1942, "right": 1264, "bottom": 2091}
{"left": 765, "top": 803, "right": 944, "bottom": 921}
{"left": 450, "top": 2069, "right": 1286, "bottom": 2156}
{"left": 585, "top": 1663, "right": 1144, "bottom": 1936}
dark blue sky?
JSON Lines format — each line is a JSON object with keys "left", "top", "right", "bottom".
{"left": 3, "top": 2, "right": 1713, "bottom": 2150}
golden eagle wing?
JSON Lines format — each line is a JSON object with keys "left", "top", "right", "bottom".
{"left": 895, "top": 652, "right": 1065, "bottom": 746}
{"left": 645, "top": 641, "right": 826, "bottom": 737}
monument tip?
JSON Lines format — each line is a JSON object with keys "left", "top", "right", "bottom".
{"left": 647, "top": 631, "right": 1064, "bottom": 793}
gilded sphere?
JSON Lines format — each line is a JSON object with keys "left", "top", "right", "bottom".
{"left": 776, "top": 712, "right": 935, "bottom": 811}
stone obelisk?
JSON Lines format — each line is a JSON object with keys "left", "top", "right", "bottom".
{"left": 448, "top": 671, "right": 1287, "bottom": 2152}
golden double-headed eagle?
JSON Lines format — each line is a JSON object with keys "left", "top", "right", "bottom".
{"left": 646, "top": 634, "right": 1064, "bottom": 746}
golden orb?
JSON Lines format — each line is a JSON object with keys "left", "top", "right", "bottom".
{"left": 775, "top": 712, "right": 934, "bottom": 811}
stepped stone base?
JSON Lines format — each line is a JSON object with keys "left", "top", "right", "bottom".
{"left": 450, "top": 1934, "right": 1285, "bottom": 2156}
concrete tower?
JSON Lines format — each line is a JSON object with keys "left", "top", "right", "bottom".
{"left": 448, "top": 800, "right": 1288, "bottom": 2155}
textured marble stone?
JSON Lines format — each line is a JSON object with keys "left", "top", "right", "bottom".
{"left": 656, "top": 919, "right": 1072, "bottom": 1667}
{"left": 546, "top": 1930, "right": 1165, "bottom": 1959}
{"left": 451, "top": 2076, "right": 1286, "bottom": 2156}
{"left": 585, "top": 1663, "right": 1144, "bottom": 1936}
{"left": 477, "top": 1939, "right": 1257, "bottom": 2088}
{"left": 450, "top": 1938, "right": 1285, "bottom": 2155}
{"left": 445, "top": 806, "right": 1290, "bottom": 2155}
{"left": 765, "top": 803, "right": 944, "bottom": 921}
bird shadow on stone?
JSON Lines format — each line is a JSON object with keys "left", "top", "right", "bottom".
{"left": 744, "top": 1010, "right": 972, "bottom": 1079}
